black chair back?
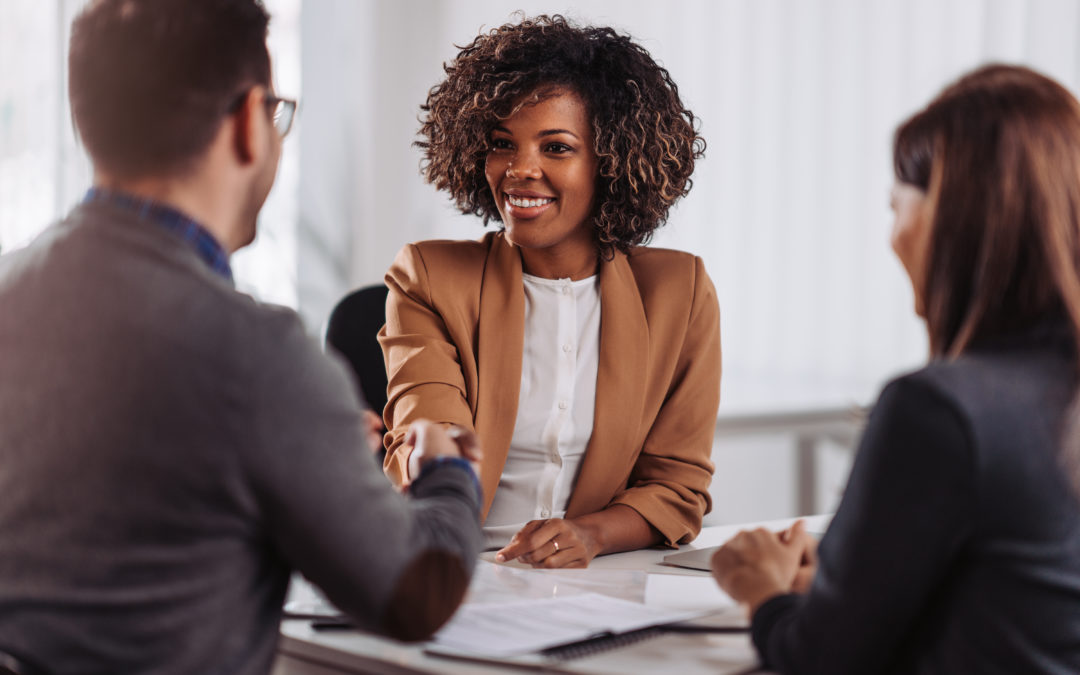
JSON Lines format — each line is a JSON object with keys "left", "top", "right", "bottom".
{"left": 325, "top": 284, "right": 390, "bottom": 415}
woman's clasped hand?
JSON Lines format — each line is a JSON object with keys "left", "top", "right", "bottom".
{"left": 711, "top": 520, "right": 818, "bottom": 613}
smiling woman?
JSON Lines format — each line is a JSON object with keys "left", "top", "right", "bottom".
{"left": 376, "top": 15, "right": 721, "bottom": 569}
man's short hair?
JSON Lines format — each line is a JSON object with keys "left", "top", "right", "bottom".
{"left": 69, "top": 0, "right": 271, "bottom": 178}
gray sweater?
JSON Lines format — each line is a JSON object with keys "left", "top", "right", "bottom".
{"left": 0, "top": 202, "right": 483, "bottom": 674}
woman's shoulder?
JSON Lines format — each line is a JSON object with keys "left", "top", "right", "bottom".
{"left": 881, "top": 359, "right": 999, "bottom": 424}
{"left": 404, "top": 232, "right": 498, "bottom": 262}
{"left": 625, "top": 245, "right": 702, "bottom": 271}
{"left": 391, "top": 232, "right": 502, "bottom": 280}
{"left": 907, "top": 338, "right": 1074, "bottom": 408}
{"left": 622, "top": 245, "right": 714, "bottom": 302}
{"left": 882, "top": 342, "right": 1074, "bottom": 448}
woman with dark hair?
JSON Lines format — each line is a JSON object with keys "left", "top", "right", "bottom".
{"left": 712, "top": 64, "right": 1080, "bottom": 673}
{"left": 379, "top": 15, "right": 719, "bottom": 568}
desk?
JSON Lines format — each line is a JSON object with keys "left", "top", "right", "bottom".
{"left": 273, "top": 514, "right": 831, "bottom": 675}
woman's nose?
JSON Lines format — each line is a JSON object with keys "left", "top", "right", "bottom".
{"left": 506, "top": 153, "right": 542, "bottom": 179}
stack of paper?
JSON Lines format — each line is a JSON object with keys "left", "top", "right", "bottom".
{"left": 431, "top": 591, "right": 705, "bottom": 657}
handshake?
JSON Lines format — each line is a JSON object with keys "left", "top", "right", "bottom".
{"left": 405, "top": 420, "right": 482, "bottom": 484}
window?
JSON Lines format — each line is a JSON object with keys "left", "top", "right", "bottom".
{"left": 0, "top": 0, "right": 302, "bottom": 310}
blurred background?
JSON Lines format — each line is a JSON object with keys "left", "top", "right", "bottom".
{"left": 4, "top": 0, "right": 1078, "bottom": 523}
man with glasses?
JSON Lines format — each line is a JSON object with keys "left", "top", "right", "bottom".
{"left": 0, "top": 1, "right": 482, "bottom": 673}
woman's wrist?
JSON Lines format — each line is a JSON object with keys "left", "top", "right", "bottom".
{"left": 568, "top": 515, "right": 606, "bottom": 557}
{"left": 569, "top": 505, "right": 660, "bottom": 558}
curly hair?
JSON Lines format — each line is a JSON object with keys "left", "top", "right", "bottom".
{"left": 417, "top": 14, "right": 705, "bottom": 256}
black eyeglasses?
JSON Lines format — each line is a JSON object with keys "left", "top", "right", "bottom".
{"left": 228, "top": 89, "right": 298, "bottom": 138}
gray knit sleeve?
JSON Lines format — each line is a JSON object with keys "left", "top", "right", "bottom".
{"left": 239, "top": 306, "right": 482, "bottom": 640}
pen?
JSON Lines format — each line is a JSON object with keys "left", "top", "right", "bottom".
{"left": 311, "top": 618, "right": 356, "bottom": 631}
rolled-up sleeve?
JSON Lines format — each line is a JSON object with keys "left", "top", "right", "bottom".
{"left": 379, "top": 244, "right": 476, "bottom": 485}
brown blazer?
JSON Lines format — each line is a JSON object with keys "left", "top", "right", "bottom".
{"left": 379, "top": 231, "right": 721, "bottom": 545}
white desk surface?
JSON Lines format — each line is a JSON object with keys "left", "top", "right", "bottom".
{"left": 274, "top": 514, "right": 831, "bottom": 675}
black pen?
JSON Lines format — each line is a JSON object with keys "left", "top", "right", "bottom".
{"left": 311, "top": 617, "right": 356, "bottom": 631}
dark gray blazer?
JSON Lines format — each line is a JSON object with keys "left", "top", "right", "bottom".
{"left": 0, "top": 201, "right": 482, "bottom": 674}
{"left": 753, "top": 320, "right": 1080, "bottom": 674}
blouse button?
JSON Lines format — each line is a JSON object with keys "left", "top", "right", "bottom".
{"left": 558, "top": 401, "right": 568, "bottom": 410}
{"left": 562, "top": 343, "right": 572, "bottom": 353}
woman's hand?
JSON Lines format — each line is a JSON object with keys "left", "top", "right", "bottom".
{"left": 781, "top": 520, "right": 819, "bottom": 593}
{"left": 495, "top": 518, "right": 600, "bottom": 568}
{"left": 710, "top": 520, "right": 817, "bottom": 614}
{"left": 405, "top": 420, "right": 482, "bottom": 479}
{"left": 361, "top": 409, "right": 385, "bottom": 456}
{"left": 496, "top": 505, "right": 661, "bottom": 568}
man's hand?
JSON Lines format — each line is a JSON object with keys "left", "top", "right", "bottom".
{"left": 710, "top": 520, "right": 817, "bottom": 615}
{"left": 361, "top": 410, "right": 384, "bottom": 456}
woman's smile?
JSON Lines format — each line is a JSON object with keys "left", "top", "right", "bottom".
{"left": 504, "top": 190, "right": 557, "bottom": 216}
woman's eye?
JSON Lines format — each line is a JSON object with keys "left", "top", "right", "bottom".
{"left": 546, "top": 143, "right": 571, "bottom": 154}
{"left": 490, "top": 138, "right": 513, "bottom": 151}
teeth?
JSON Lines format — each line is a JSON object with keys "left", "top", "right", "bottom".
{"left": 507, "top": 195, "right": 554, "bottom": 208}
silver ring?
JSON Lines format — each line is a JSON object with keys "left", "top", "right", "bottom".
{"left": 553, "top": 540, "right": 559, "bottom": 552}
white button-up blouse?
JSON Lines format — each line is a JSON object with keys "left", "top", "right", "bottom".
{"left": 482, "top": 273, "right": 601, "bottom": 549}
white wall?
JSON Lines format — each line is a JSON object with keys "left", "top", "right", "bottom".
{"left": 300, "top": 0, "right": 1080, "bottom": 408}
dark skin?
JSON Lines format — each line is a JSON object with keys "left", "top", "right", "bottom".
{"left": 483, "top": 87, "right": 600, "bottom": 281}
{"left": 496, "top": 506, "right": 662, "bottom": 568}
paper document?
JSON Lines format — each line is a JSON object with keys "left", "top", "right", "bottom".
{"left": 467, "top": 559, "right": 646, "bottom": 604}
{"left": 283, "top": 575, "right": 342, "bottom": 619}
{"left": 432, "top": 591, "right": 704, "bottom": 656}
{"left": 644, "top": 574, "right": 737, "bottom": 613}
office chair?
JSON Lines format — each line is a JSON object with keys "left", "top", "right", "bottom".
{"left": 325, "top": 284, "right": 390, "bottom": 458}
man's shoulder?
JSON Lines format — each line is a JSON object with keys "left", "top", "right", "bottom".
{"left": 237, "top": 298, "right": 311, "bottom": 348}
{"left": 5, "top": 206, "right": 309, "bottom": 358}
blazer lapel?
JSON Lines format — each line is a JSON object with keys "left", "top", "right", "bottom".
{"left": 475, "top": 232, "right": 525, "bottom": 519}
{"left": 566, "top": 252, "right": 650, "bottom": 518}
